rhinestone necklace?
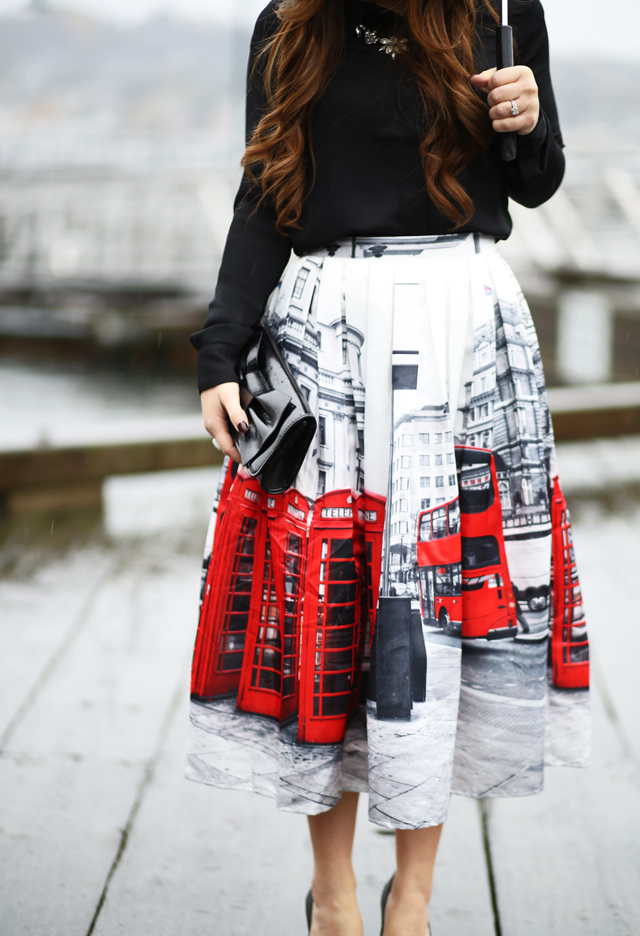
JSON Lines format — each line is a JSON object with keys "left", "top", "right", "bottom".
{"left": 355, "top": 24, "right": 409, "bottom": 59}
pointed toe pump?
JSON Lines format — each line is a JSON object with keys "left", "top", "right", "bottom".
{"left": 380, "top": 875, "right": 394, "bottom": 936}
{"left": 306, "top": 889, "right": 313, "bottom": 932}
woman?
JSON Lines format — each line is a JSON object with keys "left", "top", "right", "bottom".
{"left": 187, "top": 2, "right": 590, "bottom": 934}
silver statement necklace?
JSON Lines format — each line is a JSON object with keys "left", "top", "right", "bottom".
{"left": 355, "top": 24, "right": 409, "bottom": 59}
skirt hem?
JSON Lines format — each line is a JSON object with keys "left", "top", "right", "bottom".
{"left": 450, "top": 784, "right": 543, "bottom": 800}
{"left": 185, "top": 756, "right": 369, "bottom": 815}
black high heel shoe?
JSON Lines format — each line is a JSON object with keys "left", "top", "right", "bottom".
{"left": 380, "top": 875, "right": 394, "bottom": 936}
{"left": 380, "top": 875, "right": 432, "bottom": 935}
{"left": 306, "top": 889, "right": 313, "bottom": 932}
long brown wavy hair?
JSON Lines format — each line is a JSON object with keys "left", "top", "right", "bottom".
{"left": 242, "top": 0, "right": 499, "bottom": 231}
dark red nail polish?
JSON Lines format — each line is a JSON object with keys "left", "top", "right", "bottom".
{"left": 237, "top": 421, "right": 249, "bottom": 433}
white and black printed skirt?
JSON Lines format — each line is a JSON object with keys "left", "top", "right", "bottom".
{"left": 186, "top": 233, "right": 590, "bottom": 830}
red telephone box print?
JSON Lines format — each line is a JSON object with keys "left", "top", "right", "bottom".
{"left": 363, "top": 492, "right": 386, "bottom": 632}
{"left": 237, "top": 489, "right": 309, "bottom": 722}
{"left": 267, "top": 490, "right": 310, "bottom": 707}
{"left": 299, "top": 491, "right": 366, "bottom": 744}
{"left": 281, "top": 530, "right": 305, "bottom": 702}
{"left": 237, "top": 531, "right": 282, "bottom": 717}
{"left": 550, "top": 478, "right": 589, "bottom": 689}
{"left": 216, "top": 459, "right": 237, "bottom": 524}
{"left": 198, "top": 459, "right": 237, "bottom": 601}
{"left": 191, "top": 474, "right": 265, "bottom": 699}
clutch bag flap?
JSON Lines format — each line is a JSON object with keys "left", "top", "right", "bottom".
{"left": 233, "top": 326, "right": 317, "bottom": 494}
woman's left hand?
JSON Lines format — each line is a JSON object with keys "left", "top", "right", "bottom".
{"left": 470, "top": 66, "right": 540, "bottom": 136}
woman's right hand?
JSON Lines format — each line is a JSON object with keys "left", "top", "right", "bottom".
{"left": 201, "top": 382, "right": 249, "bottom": 464}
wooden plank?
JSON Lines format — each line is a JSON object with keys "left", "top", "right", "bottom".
{"left": 567, "top": 511, "right": 640, "bottom": 760}
{"left": 102, "top": 467, "right": 219, "bottom": 540}
{"left": 0, "top": 439, "right": 223, "bottom": 515}
{"left": 484, "top": 509, "right": 640, "bottom": 935}
{"left": 551, "top": 406, "right": 640, "bottom": 441}
{"left": 548, "top": 382, "right": 640, "bottom": 442}
{"left": 93, "top": 704, "right": 495, "bottom": 936}
{"left": 93, "top": 693, "right": 315, "bottom": 936}
{"left": 0, "top": 548, "right": 114, "bottom": 745}
{"left": 0, "top": 438, "right": 222, "bottom": 489}
{"left": 486, "top": 683, "right": 640, "bottom": 936}
{"left": 6, "top": 481, "right": 104, "bottom": 514}
{"left": 556, "top": 436, "right": 640, "bottom": 496}
{"left": 0, "top": 541, "right": 201, "bottom": 936}
{"left": 429, "top": 796, "right": 496, "bottom": 936}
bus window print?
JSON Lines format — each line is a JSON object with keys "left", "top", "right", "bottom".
{"left": 550, "top": 478, "right": 589, "bottom": 688}
{"left": 456, "top": 447, "right": 518, "bottom": 640}
{"left": 299, "top": 490, "right": 365, "bottom": 744}
{"left": 417, "top": 497, "right": 462, "bottom": 636}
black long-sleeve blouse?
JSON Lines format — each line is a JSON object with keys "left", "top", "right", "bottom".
{"left": 192, "top": 0, "right": 564, "bottom": 392}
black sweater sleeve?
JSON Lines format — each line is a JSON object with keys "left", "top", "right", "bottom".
{"left": 505, "top": 0, "right": 565, "bottom": 207}
{"left": 190, "top": 3, "right": 292, "bottom": 392}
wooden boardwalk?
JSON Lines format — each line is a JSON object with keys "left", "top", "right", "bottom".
{"left": 0, "top": 467, "right": 639, "bottom": 936}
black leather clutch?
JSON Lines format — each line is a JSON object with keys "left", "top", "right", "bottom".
{"left": 231, "top": 326, "right": 317, "bottom": 495}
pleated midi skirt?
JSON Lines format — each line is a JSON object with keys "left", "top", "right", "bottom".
{"left": 186, "top": 233, "right": 590, "bottom": 830}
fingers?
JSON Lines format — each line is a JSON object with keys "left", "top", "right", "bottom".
{"left": 482, "top": 65, "right": 540, "bottom": 136}
{"left": 201, "top": 382, "right": 249, "bottom": 464}
{"left": 469, "top": 67, "right": 496, "bottom": 89}
{"left": 218, "top": 383, "right": 249, "bottom": 435}
{"left": 485, "top": 65, "right": 523, "bottom": 93}
{"left": 485, "top": 65, "right": 536, "bottom": 104}
{"left": 201, "top": 389, "right": 240, "bottom": 463}
{"left": 489, "top": 97, "right": 539, "bottom": 135}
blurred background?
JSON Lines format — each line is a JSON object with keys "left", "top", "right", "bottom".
{"left": 0, "top": 2, "right": 639, "bottom": 935}
{"left": 1, "top": 0, "right": 640, "bottom": 507}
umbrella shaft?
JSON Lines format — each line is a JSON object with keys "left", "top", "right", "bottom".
{"left": 496, "top": 25, "right": 517, "bottom": 162}
{"left": 496, "top": 24, "right": 514, "bottom": 70}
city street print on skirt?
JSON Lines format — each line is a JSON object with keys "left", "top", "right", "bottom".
{"left": 186, "top": 234, "right": 590, "bottom": 830}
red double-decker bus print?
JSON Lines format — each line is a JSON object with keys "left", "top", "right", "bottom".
{"left": 550, "top": 477, "right": 589, "bottom": 688}
{"left": 417, "top": 497, "right": 462, "bottom": 635}
{"left": 416, "top": 448, "right": 517, "bottom": 640}
{"left": 456, "top": 446, "right": 518, "bottom": 640}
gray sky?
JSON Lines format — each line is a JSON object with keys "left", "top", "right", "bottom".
{"left": 0, "top": 0, "right": 636, "bottom": 58}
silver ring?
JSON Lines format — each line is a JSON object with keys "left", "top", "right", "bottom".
{"left": 211, "top": 437, "right": 222, "bottom": 452}
{"left": 510, "top": 99, "right": 520, "bottom": 117}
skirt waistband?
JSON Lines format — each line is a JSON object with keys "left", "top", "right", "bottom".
{"left": 304, "top": 233, "right": 496, "bottom": 260}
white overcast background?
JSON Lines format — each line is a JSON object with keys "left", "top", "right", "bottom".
{"left": 0, "top": 0, "right": 637, "bottom": 59}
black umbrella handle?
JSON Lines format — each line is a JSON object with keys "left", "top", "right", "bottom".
{"left": 496, "top": 24, "right": 517, "bottom": 162}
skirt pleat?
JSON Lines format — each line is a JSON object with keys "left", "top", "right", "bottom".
{"left": 186, "top": 235, "right": 590, "bottom": 829}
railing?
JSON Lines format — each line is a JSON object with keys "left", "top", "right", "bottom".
{"left": 0, "top": 167, "right": 241, "bottom": 294}
{"left": 2, "top": 382, "right": 639, "bottom": 515}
